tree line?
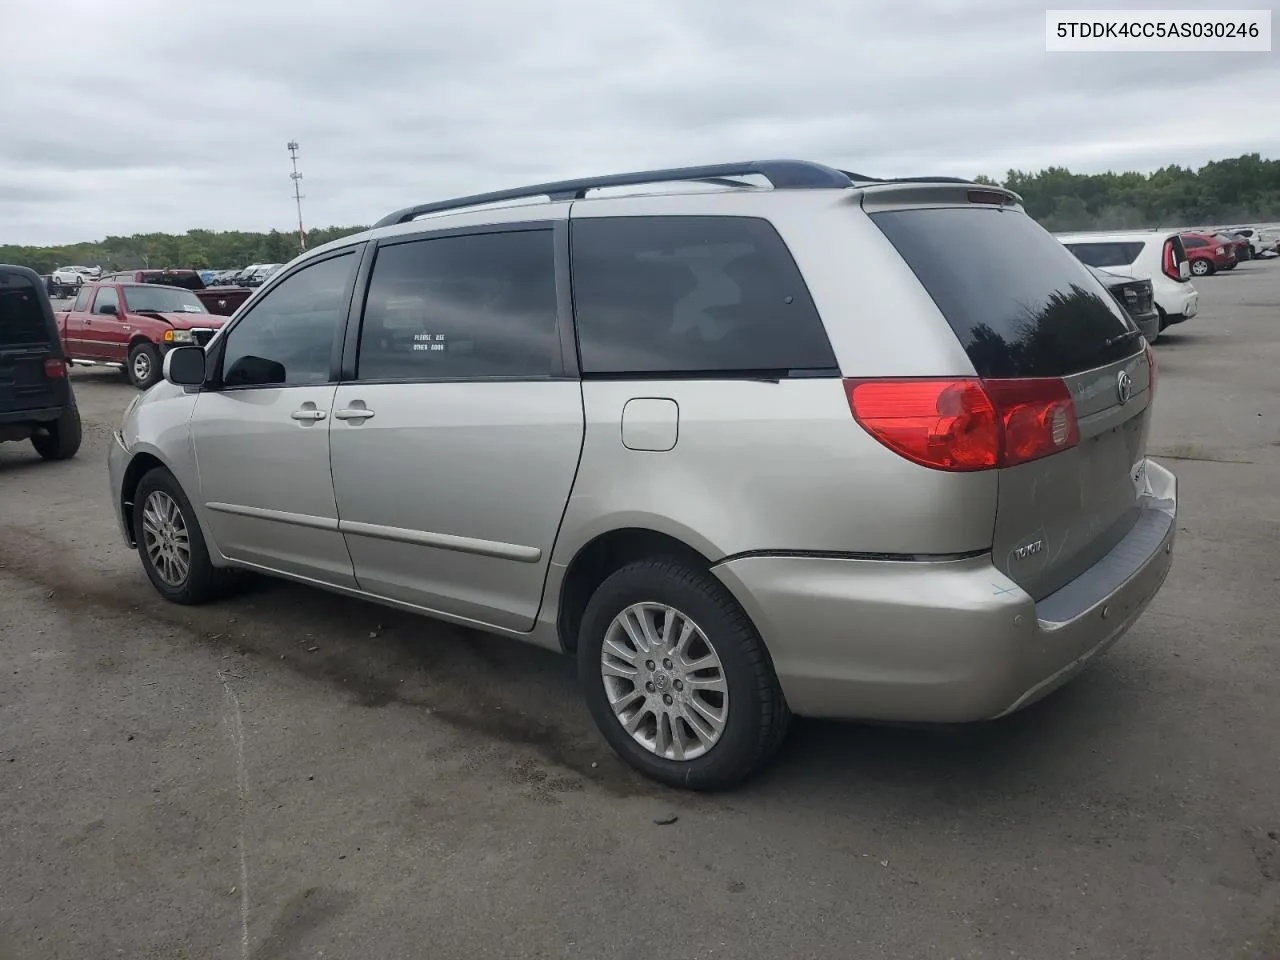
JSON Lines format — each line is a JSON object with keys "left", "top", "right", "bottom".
{"left": 976, "top": 152, "right": 1280, "bottom": 231}
{"left": 0, "top": 225, "right": 367, "bottom": 276}
{"left": 2, "top": 153, "right": 1278, "bottom": 274}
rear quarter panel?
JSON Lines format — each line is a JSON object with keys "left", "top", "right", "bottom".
{"left": 553, "top": 379, "right": 998, "bottom": 564}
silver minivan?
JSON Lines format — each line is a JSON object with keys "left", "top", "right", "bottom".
{"left": 109, "top": 161, "right": 1177, "bottom": 789}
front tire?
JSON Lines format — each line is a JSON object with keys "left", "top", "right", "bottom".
{"left": 128, "top": 342, "right": 162, "bottom": 390}
{"left": 133, "top": 467, "right": 235, "bottom": 604}
{"left": 30, "top": 406, "right": 82, "bottom": 461}
{"left": 578, "top": 558, "right": 789, "bottom": 790}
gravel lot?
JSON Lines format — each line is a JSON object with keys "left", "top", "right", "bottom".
{"left": 4, "top": 264, "right": 1279, "bottom": 960}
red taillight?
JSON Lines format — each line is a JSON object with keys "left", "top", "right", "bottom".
{"left": 1145, "top": 343, "right": 1157, "bottom": 398}
{"left": 1162, "top": 239, "right": 1180, "bottom": 281}
{"left": 43, "top": 358, "right": 67, "bottom": 379}
{"left": 845, "top": 377, "right": 1079, "bottom": 472}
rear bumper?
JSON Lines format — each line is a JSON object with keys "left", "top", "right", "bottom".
{"left": 1157, "top": 284, "right": 1197, "bottom": 322}
{"left": 0, "top": 405, "right": 64, "bottom": 425}
{"left": 1131, "top": 308, "right": 1160, "bottom": 342}
{"left": 714, "top": 459, "right": 1177, "bottom": 722}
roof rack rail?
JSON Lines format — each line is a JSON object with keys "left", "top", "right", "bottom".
{"left": 373, "top": 160, "right": 854, "bottom": 228}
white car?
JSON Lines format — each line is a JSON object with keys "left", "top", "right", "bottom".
{"left": 1057, "top": 230, "right": 1198, "bottom": 334}
{"left": 50, "top": 266, "right": 90, "bottom": 286}
{"left": 1225, "top": 226, "right": 1279, "bottom": 257}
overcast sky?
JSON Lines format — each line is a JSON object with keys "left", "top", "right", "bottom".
{"left": 2, "top": 0, "right": 1277, "bottom": 245}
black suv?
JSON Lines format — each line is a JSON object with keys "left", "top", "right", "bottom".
{"left": 0, "top": 265, "right": 82, "bottom": 461}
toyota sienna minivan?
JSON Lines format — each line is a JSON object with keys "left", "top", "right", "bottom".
{"left": 109, "top": 160, "right": 1177, "bottom": 789}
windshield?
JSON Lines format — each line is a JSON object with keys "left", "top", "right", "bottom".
{"left": 122, "top": 285, "right": 208, "bottom": 314}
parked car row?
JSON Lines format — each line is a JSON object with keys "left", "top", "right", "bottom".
{"left": 206, "top": 263, "right": 283, "bottom": 287}
{"left": 1055, "top": 229, "right": 1198, "bottom": 341}
{"left": 1196, "top": 224, "right": 1280, "bottom": 259}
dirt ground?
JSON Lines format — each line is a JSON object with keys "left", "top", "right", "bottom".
{"left": 3, "top": 264, "right": 1279, "bottom": 959}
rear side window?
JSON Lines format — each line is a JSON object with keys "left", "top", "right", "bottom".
{"left": 1062, "top": 241, "right": 1144, "bottom": 268}
{"left": 570, "top": 216, "right": 836, "bottom": 376}
{"left": 141, "top": 272, "right": 203, "bottom": 291}
{"left": 1182, "top": 236, "right": 1207, "bottom": 249}
{"left": 871, "top": 207, "right": 1135, "bottom": 379}
{"left": 357, "top": 230, "right": 559, "bottom": 381}
{"left": 71, "top": 286, "right": 93, "bottom": 311}
{"left": 0, "top": 275, "right": 49, "bottom": 345}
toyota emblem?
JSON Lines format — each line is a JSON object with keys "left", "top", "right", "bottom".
{"left": 1116, "top": 369, "right": 1133, "bottom": 404}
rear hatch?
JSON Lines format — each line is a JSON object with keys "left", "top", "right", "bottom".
{"left": 869, "top": 196, "right": 1152, "bottom": 600}
{"left": 0, "top": 270, "right": 62, "bottom": 416}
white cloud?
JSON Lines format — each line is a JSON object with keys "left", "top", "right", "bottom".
{"left": 1, "top": 0, "right": 1277, "bottom": 244}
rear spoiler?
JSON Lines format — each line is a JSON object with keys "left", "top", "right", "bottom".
{"left": 852, "top": 177, "right": 1024, "bottom": 212}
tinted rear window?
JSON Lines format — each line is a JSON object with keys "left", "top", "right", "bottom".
{"left": 871, "top": 207, "right": 1137, "bottom": 379}
{"left": 0, "top": 274, "right": 50, "bottom": 346}
{"left": 141, "top": 272, "right": 204, "bottom": 291}
{"left": 571, "top": 216, "right": 837, "bottom": 376}
{"left": 1062, "top": 241, "right": 1145, "bottom": 268}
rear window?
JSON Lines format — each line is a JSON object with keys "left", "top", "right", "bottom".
{"left": 0, "top": 274, "right": 50, "bottom": 346}
{"left": 1062, "top": 241, "right": 1145, "bottom": 268}
{"left": 570, "top": 216, "right": 837, "bottom": 376}
{"left": 871, "top": 207, "right": 1136, "bottom": 379}
{"left": 140, "top": 271, "right": 204, "bottom": 291}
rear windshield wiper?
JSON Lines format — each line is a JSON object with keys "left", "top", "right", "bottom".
{"left": 1104, "top": 328, "right": 1142, "bottom": 349}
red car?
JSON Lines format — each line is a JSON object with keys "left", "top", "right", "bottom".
{"left": 1179, "top": 232, "right": 1235, "bottom": 276}
{"left": 55, "top": 281, "right": 224, "bottom": 389}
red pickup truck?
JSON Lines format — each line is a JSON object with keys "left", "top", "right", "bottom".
{"left": 101, "top": 269, "right": 255, "bottom": 317}
{"left": 55, "top": 281, "right": 224, "bottom": 389}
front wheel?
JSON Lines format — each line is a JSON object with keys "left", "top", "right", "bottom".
{"left": 578, "top": 558, "right": 790, "bottom": 790}
{"left": 128, "top": 342, "right": 162, "bottom": 390}
{"left": 133, "top": 467, "right": 236, "bottom": 604}
{"left": 1190, "top": 258, "right": 1213, "bottom": 276}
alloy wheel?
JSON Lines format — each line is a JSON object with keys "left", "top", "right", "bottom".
{"left": 600, "top": 602, "right": 729, "bottom": 761}
{"left": 141, "top": 490, "right": 191, "bottom": 587}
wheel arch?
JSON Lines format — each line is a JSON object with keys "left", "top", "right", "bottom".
{"left": 118, "top": 444, "right": 217, "bottom": 558}
{"left": 556, "top": 526, "right": 718, "bottom": 654}
{"left": 128, "top": 334, "right": 158, "bottom": 352}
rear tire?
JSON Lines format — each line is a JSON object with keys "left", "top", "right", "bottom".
{"left": 578, "top": 557, "right": 790, "bottom": 791}
{"left": 30, "top": 406, "right": 81, "bottom": 461}
{"left": 1190, "top": 258, "right": 1213, "bottom": 276}
{"left": 133, "top": 467, "right": 237, "bottom": 604}
{"left": 128, "top": 342, "right": 162, "bottom": 390}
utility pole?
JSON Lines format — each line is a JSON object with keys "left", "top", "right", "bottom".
{"left": 287, "top": 140, "right": 307, "bottom": 252}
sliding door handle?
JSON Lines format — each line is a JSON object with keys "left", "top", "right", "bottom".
{"left": 334, "top": 407, "right": 375, "bottom": 421}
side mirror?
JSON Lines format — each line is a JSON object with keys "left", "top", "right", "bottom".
{"left": 98, "top": 303, "right": 118, "bottom": 316}
{"left": 224, "top": 354, "right": 286, "bottom": 387}
{"left": 1179, "top": 261, "right": 1191, "bottom": 280}
{"left": 163, "top": 346, "right": 207, "bottom": 386}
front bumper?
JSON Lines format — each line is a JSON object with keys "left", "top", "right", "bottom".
{"left": 108, "top": 430, "right": 133, "bottom": 546}
{"left": 714, "top": 459, "right": 1177, "bottom": 723}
